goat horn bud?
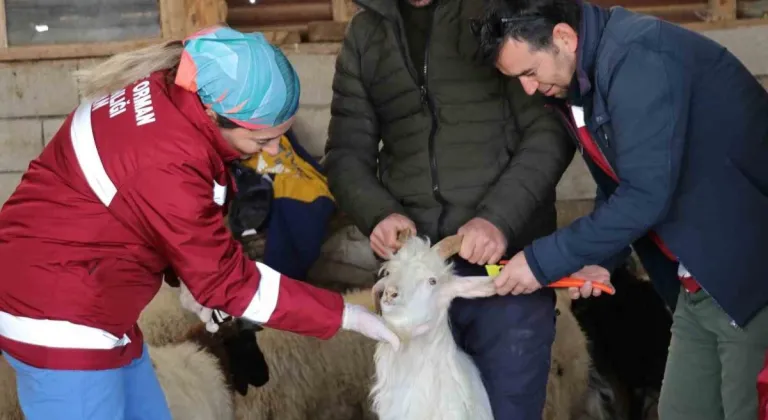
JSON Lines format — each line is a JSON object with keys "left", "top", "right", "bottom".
{"left": 396, "top": 229, "right": 414, "bottom": 246}
{"left": 432, "top": 234, "right": 463, "bottom": 259}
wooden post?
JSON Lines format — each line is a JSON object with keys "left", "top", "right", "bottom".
{"left": 160, "top": 0, "right": 187, "bottom": 39}
{"left": 184, "top": 0, "right": 229, "bottom": 33}
{"left": 331, "top": 0, "right": 357, "bottom": 22}
{"left": 709, "top": 0, "right": 737, "bottom": 20}
{"left": 0, "top": 0, "right": 8, "bottom": 48}
{"left": 161, "top": 0, "right": 228, "bottom": 40}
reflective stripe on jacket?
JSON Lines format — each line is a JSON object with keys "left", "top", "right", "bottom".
{"left": 0, "top": 71, "right": 343, "bottom": 370}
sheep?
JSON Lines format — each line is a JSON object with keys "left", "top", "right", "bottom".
{"left": 0, "top": 258, "right": 618, "bottom": 420}
{"left": 144, "top": 288, "right": 379, "bottom": 420}
{"left": 138, "top": 281, "right": 201, "bottom": 347}
{"left": 149, "top": 335, "right": 237, "bottom": 420}
{"left": 231, "top": 321, "right": 377, "bottom": 420}
{"left": 0, "top": 284, "right": 201, "bottom": 420}
{"left": 545, "top": 289, "right": 591, "bottom": 420}
{"left": 0, "top": 355, "right": 22, "bottom": 420}
{"left": 0, "top": 283, "right": 609, "bottom": 420}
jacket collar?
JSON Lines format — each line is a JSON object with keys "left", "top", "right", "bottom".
{"left": 569, "top": 2, "right": 611, "bottom": 103}
{"left": 355, "top": 0, "right": 457, "bottom": 20}
{"left": 354, "top": 0, "right": 402, "bottom": 20}
{"left": 167, "top": 77, "right": 242, "bottom": 163}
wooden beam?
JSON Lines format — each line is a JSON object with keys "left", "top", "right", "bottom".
{"left": 307, "top": 21, "right": 349, "bottom": 42}
{"left": 682, "top": 16, "right": 768, "bottom": 29}
{"left": 0, "top": 38, "right": 165, "bottom": 62}
{"left": 228, "top": 2, "right": 332, "bottom": 27}
{"left": 235, "top": 23, "right": 309, "bottom": 36}
{"left": 740, "top": 0, "right": 768, "bottom": 18}
{"left": 227, "top": 0, "right": 323, "bottom": 5}
{"left": 279, "top": 42, "right": 342, "bottom": 55}
{"left": 0, "top": 0, "right": 7, "bottom": 48}
{"left": 630, "top": 3, "right": 707, "bottom": 15}
{"left": 591, "top": 0, "right": 701, "bottom": 8}
{"left": 261, "top": 30, "right": 302, "bottom": 45}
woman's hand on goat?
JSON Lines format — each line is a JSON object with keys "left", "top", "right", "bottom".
{"left": 493, "top": 251, "right": 543, "bottom": 296}
{"left": 568, "top": 265, "right": 611, "bottom": 299}
{"left": 457, "top": 217, "right": 507, "bottom": 265}
{"left": 341, "top": 303, "right": 401, "bottom": 351}
{"left": 179, "top": 282, "right": 223, "bottom": 333}
{"left": 370, "top": 214, "right": 417, "bottom": 259}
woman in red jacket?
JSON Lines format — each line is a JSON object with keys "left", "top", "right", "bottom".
{"left": 0, "top": 25, "right": 399, "bottom": 420}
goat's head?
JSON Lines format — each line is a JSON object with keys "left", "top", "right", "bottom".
{"left": 372, "top": 233, "right": 496, "bottom": 336}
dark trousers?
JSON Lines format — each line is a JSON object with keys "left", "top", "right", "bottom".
{"left": 449, "top": 257, "right": 556, "bottom": 420}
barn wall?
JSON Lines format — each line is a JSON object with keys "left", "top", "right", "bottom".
{"left": 1, "top": 25, "right": 767, "bottom": 228}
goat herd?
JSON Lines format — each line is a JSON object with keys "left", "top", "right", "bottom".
{"left": 0, "top": 233, "right": 672, "bottom": 420}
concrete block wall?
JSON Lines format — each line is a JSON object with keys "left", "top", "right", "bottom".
{"left": 0, "top": 59, "right": 93, "bottom": 203}
{"left": 1, "top": 25, "right": 768, "bottom": 222}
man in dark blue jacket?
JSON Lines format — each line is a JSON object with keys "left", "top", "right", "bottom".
{"left": 472, "top": 0, "right": 768, "bottom": 419}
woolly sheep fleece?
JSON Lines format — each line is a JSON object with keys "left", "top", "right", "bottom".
{"left": 0, "top": 286, "right": 595, "bottom": 420}
{"left": 0, "top": 284, "right": 195, "bottom": 420}
{"left": 546, "top": 289, "right": 592, "bottom": 420}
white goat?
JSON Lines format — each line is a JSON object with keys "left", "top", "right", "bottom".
{"left": 370, "top": 234, "right": 497, "bottom": 420}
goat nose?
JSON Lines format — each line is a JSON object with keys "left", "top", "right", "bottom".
{"left": 384, "top": 286, "right": 399, "bottom": 301}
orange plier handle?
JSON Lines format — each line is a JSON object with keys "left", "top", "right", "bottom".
{"left": 496, "top": 260, "right": 616, "bottom": 295}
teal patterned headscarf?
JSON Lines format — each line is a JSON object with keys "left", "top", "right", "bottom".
{"left": 175, "top": 25, "right": 300, "bottom": 129}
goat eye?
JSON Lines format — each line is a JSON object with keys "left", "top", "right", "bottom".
{"left": 428, "top": 277, "right": 437, "bottom": 285}
{"left": 379, "top": 270, "right": 389, "bottom": 279}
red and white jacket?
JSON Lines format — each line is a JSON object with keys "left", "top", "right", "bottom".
{"left": 0, "top": 71, "right": 344, "bottom": 370}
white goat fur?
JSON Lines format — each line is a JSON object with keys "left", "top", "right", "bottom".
{"left": 371, "top": 235, "right": 495, "bottom": 420}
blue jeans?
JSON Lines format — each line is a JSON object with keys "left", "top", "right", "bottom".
{"left": 449, "top": 257, "right": 557, "bottom": 420}
{"left": 4, "top": 345, "right": 172, "bottom": 420}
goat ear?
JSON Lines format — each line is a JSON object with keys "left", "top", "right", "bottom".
{"left": 372, "top": 279, "right": 386, "bottom": 315}
{"left": 442, "top": 276, "right": 497, "bottom": 300}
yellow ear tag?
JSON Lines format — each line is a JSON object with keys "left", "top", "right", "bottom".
{"left": 484, "top": 265, "right": 503, "bottom": 277}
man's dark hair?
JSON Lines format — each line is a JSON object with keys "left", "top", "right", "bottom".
{"left": 470, "top": 0, "right": 582, "bottom": 63}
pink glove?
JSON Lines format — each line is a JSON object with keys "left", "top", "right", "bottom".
{"left": 341, "top": 302, "right": 400, "bottom": 351}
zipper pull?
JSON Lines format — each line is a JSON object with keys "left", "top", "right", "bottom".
{"left": 420, "top": 85, "right": 427, "bottom": 105}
